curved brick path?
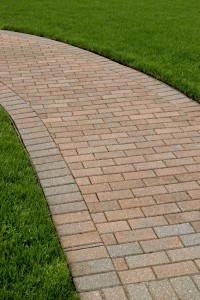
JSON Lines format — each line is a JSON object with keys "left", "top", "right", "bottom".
{"left": 1, "top": 30, "right": 200, "bottom": 299}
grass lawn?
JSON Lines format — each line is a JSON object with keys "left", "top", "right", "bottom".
{"left": 0, "top": 107, "right": 78, "bottom": 300}
{"left": 0, "top": 0, "right": 199, "bottom": 100}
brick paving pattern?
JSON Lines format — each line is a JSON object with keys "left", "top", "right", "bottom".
{"left": 0, "top": 30, "right": 200, "bottom": 299}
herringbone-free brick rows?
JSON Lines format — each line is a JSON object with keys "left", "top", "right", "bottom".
{"left": 0, "top": 30, "right": 200, "bottom": 299}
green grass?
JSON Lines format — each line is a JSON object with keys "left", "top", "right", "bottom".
{"left": 0, "top": 107, "right": 78, "bottom": 300}
{"left": 0, "top": 0, "right": 200, "bottom": 100}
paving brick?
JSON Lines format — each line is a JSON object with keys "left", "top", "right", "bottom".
{"left": 79, "top": 291, "right": 102, "bottom": 300}
{"left": 142, "top": 203, "right": 180, "bottom": 216}
{"left": 129, "top": 216, "right": 168, "bottom": 229}
{"left": 102, "top": 286, "right": 128, "bottom": 300}
{"left": 67, "top": 246, "right": 108, "bottom": 263}
{"left": 74, "top": 272, "right": 120, "bottom": 291}
{"left": 123, "top": 170, "right": 156, "bottom": 180}
{"left": 154, "top": 192, "right": 190, "bottom": 204}
{"left": 110, "top": 179, "right": 144, "bottom": 190}
{"left": 147, "top": 279, "right": 178, "bottom": 300}
{"left": 60, "top": 231, "right": 101, "bottom": 249}
{"left": 126, "top": 251, "right": 170, "bottom": 269}
{"left": 167, "top": 245, "right": 200, "bottom": 262}
{"left": 119, "top": 268, "right": 155, "bottom": 284}
{"left": 154, "top": 223, "right": 194, "bottom": 238}
{"left": 178, "top": 200, "right": 200, "bottom": 211}
{"left": 40, "top": 175, "right": 74, "bottom": 187}
{"left": 37, "top": 167, "right": 70, "bottom": 179}
{"left": 97, "top": 221, "right": 130, "bottom": 234}
{"left": 119, "top": 196, "right": 155, "bottom": 208}
{"left": 53, "top": 211, "right": 90, "bottom": 225}
{"left": 107, "top": 242, "right": 142, "bottom": 258}
{"left": 87, "top": 201, "right": 120, "bottom": 213}
{"left": 47, "top": 192, "right": 83, "bottom": 205}
{"left": 71, "top": 258, "right": 114, "bottom": 276}
{"left": 105, "top": 208, "right": 143, "bottom": 221}
{"left": 126, "top": 283, "right": 153, "bottom": 300}
{"left": 115, "top": 228, "right": 156, "bottom": 243}
{"left": 166, "top": 211, "right": 200, "bottom": 224}
{"left": 153, "top": 261, "right": 198, "bottom": 279}
{"left": 49, "top": 201, "right": 87, "bottom": 214}
{"left": 180, "top": 233, "right": 200, "bottom": 246}
{"left": 141, "top": 237, "right": 183, "bottom": 253}
{"left": 97, "top": 190, "right": 133, "bottom": 201}
{"left": 57, "top": 220, "right": 95, "bottom": 236}
{"left": 44, "top": 183, "right": 79, "bottom": 196}
{"left": 170, "top": 276, "right": 200, "bottom": 299}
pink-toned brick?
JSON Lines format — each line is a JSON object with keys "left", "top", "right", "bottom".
{"left": 153, "top": 261, "right": 198, "bottom": 279}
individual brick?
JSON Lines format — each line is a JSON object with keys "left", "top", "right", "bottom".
{"left": 132, "top": 186, "right": 167, "bottom": 197}
{"left": 119, "top": 268, "right": 155, "bottom": 284}
{"left": 97, "top": 190, "right": 133, "bottom": 201}
{"left": 60, "top": 232, "right": 101, "bottom": 249}
{"left": 166, "top": 181, "right": 199, "bottom": 193}
{"left": 47, "top": 192, "right": 83, "bottom": 205}
{"left": 126, "top": 283, "right": 153, "bottom": 300}
{"left": 102, "top": 286, "right": 128, "bottom": 300}
{"left": 79, "top": 291, "right": 102, "bottom": 300}
{"left": 154, "top": 223, "right": 194, "bottom": 238}
{"left": 177, "top": 200, "right": 200, "bottom": 211}
{"left": 154, "top": 192, "right": 190, "bottom": 204}
{"left": 129, "top": 216, "right": 168, "bottom": 229}
{"left": 166, "top": 211, "right": 200, "bottom": 224}
{"left": 70, "top": 258, "right": 114, "bottom": 276}
{"left": 170, "top": 276, "right": 200, "bottom": 299}
{"left": 180, "top": 233, "right": 200, "bottom": 246}
{"left": 53, "top": 211, "right": 91, "bottom": 225}
{"left": 126, "top": 251, "right": 170, "bottom": 269}
{"left": 153, "top": 261, "right": 198, "bottom": 279}
{"left": 43, "top": 183, "right": 79, "bottom": 196}
{"left": 142, "top": 203, "right": 180, "bottom": 216}
{"left": 107, "top": 242, "right": 142, "bottom": 258}
{"left": 105, "top": 208, "right": 143, "bottom": 221}
{"left": 67, "top": 246, "right": 108, "bottom": 263}
{"left": 97, "top": 221, "right": 130, "bottom": 234}
{"left": 147, "top": 279, "right": 178, "bottom": 300}
{"left": 49, "top": 201, "right": 87, "bottom": 214}
{"left": 87, "top": 201, "right": 120, "bottom": 213}
{"left": 141, "top": 237, "right": 183, "bottom": 253}
{"left": 119, "top": 196, "right": 155, "bottom": 209}
{"left": 57, "top": 220, "right": 96, "bottom": 236}
{"left": 74, "top": 272, "right": 120, "bottom": 291}
{"left": 167, "top": 245, "right": 200, "bottom": 262}
{"left": 115, "top": 228, "right": 156, "bottom": 243}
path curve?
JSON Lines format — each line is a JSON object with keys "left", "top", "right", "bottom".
{"left": 1, "top": 30, "right": 200, "bottom": 299}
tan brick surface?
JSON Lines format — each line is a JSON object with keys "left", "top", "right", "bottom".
{"left": 1, "top": 30, "right": 200, "bottom": 298}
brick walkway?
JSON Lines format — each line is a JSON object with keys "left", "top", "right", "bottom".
{"left": 0, "top": 30, "right": 200, "bottom": 299}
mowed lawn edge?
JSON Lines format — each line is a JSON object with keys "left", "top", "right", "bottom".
{"left": 0, "top": 107, "right": 78, "bottom": 300}
{"left": 0, "top": 0, "right": 199, "bottom": 101}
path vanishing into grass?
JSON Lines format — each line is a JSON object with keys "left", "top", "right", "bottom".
{"left": 0, "top": 0, "right": 199, "bottom": 100}
{"left": 1, "top": 30, "right": 200, "bottom": 299}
